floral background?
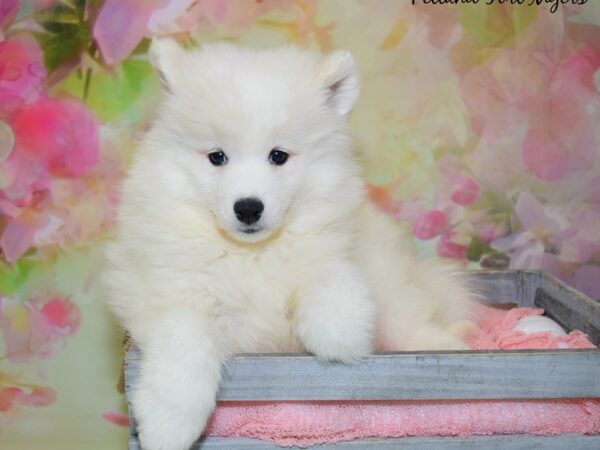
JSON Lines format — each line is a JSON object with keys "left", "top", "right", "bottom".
{"left": 0, "top": 0, "right": 599, "bottom": 448}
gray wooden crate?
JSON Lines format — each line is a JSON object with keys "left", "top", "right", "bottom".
{"left": 125, "top": 270, "right": 600, "bottom": 449}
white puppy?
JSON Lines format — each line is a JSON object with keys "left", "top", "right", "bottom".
{"left": 104, "top": 39, "right": 475, "bottom": 450}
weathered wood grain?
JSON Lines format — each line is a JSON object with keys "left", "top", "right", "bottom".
{"left": 536, "top": 273, "right": 600, "bottom": 346}
{"left": 129, "top": 434, "right": 600, "bottom": 449}
{"left": 465, "top": 270, "right": 540, "bottom": 307}
{"left": 125, "top": 347, "right": 600, "bottom": 401}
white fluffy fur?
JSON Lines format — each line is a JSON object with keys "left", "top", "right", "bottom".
{"left": 104, "top": 39, "right": 475, "bottom": 450}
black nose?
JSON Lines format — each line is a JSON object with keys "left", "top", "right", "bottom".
{"left": 234, "top": 198, "right": 264, "bottom": 225}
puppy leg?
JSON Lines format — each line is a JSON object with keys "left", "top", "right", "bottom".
{"left": 374, "top": 280, "right": 474, "bottom": 352}
{"left": 295, "top": 260, "right": 377, "bottom": 362}
{"left": 132, "top": 309, "right": 225, "bottom": 450}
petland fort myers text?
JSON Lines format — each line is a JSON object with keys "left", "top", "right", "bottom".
{"left": 412, "top": 0, "right": 588, "bottom": 14}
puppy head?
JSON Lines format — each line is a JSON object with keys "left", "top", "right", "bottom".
{"left": 146, "top": 39, "right": 361, "bottom": 243}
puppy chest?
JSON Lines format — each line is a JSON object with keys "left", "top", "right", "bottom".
{"left": 212, "top": 296, "right": 300, "bottom": 353}
{"left": 206, "top": 266, "right": 300, "bottom": 352}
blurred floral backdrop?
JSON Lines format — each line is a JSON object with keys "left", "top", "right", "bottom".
{"left": 0, "top": 0, "right": 599, "bottom": 448}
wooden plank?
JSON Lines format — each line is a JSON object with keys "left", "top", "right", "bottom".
{"left": 125, "top": 347, "right": 600, "bottom": 401}
{"left": 129, "top": 434, "right": 600, "bottom": 449}
{"left": 536, "top": 273, "right": 600, "bottom": 346}
{"left": 465, "top": 270, "right": 540, "bottom": 307}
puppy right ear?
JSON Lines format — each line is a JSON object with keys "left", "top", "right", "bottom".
{"left": 149, "top": 37, "right": 186, "bottom": 92}
{"left": 320, "top": 50, "right": 361, "bottom": 116}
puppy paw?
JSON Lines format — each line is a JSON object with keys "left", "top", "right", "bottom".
{"left": 132, "top": 326, "right": 223, "bottom": 450}
{"left": 296, "top": 260, "right": 376, "bottom": 363}
{"left": 134, "top": 374, "right": 214, "bottom": 450}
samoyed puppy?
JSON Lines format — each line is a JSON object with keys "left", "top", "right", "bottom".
{"left": 104, "top": 38, "right": 475, "bottom": 450}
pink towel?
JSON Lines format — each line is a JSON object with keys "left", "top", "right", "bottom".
{"left": 204, "top": 306, "right": 599, "bottom": 447}
{"left": 466, "top": 305, "right": 595, "bottom": 350}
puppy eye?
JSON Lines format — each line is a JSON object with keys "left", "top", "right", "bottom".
{"left": 208, "top": 150, "right": 228, "bottom": 166}
{"left": 268, "top": 148, "right": 289, "bottom": 166}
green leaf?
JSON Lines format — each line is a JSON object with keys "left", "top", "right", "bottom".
{"left": 467, "top": 236, "right": 483, "bottom": 262}
{"left": 466, "top": 235, "right": 495, "bottom": 263}
{"left": 35, "top": 28, "right": 87, "bottom": 74}
{"left": 131, "top": 38, "right": 152, "bottom": 56}
{"left": 56, "top": 58, "right": 158, "bottom": 122}
{"left": 33, "top": 1, "right": 91, "bottom": 74}
{"left": 0, "top": 259, "right": 37, "bottom": 296}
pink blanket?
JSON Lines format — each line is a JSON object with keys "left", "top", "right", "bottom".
{"left": 204, "top": 306, "right": 599, "bottom": 447}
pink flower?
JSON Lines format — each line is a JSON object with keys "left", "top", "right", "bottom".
{"left": 561, "top": 45, "right": 600, "bottom": 92}
{"left": 553, "top": 209, "right": 600, "bottom": 265}
{"left": 17, "top": 386, "right": 56, "bottom": 407}
{"left": 539, "top": 252, "right": 574, "bottom": 287}
{"left": 11, "top": 98, "right": 99, "bottom": 178}
{"left": 0, "top": 295, "right": 81, "bottom": 362}
{"left": 522, "top": 127, "right": 570, "bottom": 181}
{"left": 450, "top": 176, "right": 480, "bottom": 206}
{"left": 0, "top": 209, "right": 41, "bottom": 261}
{"left": 541, "top": 253, "right": 600, "bottom": 300}
{"left": 0, "top": 116, "right": 50, "bottom": 206}
{"left": 491, "top": 192, "right": 568, "bottom": 270}
{"left": 0, "top": 387, "right": 22, "bottom": 412}
{"left": 462, "top": 45, "right": 599, "bottom": 183}
{"left": 0, "top": 38, "right": 46, "bottom": 117}
{"left": 514, "top": 191, "right": 568, "bottom": 236}
{"left": 1, "top": 150, "right": 122, "bottom": 261}
{"left": 0, "top": 149, "right": 49, "bottom": 207}
{"left": 574, "top": 265, "right": 600, "bottom": 299}
{"left": 93, "top": 0, "right": 169, "bottom": 66}
{"left": 411, "top": 209, "right": 448, "bottom": 240}
{"left": 0, "top": 192, "right": 72, "bottom": 261}
{"left": 474, "top": 220, "right": 506, "bottom": 244}
{"left": 522, "top": 46, "right": 599, "bottom": 181}
{"left": 102, "top": 411, "right": 130, "bottom": 427}
{"left": 493, "top": 231, "right": 546, "bottom": 269}
{"left": 0, "top": 385, "right": 56, "bottom": 413}
{"left": 94, "top": 0, "right": 294, "bottom": 65}
{"left": 40, "top": 298, "right": 80, "bottom": 332}
{"left": 416, "top": 3, "right": 461, "bottom": 49}
{"left": 589, "top": 177, "right": 600, "bottom": 204}
{"left": 461, "top": 49, "right": 546, "bottom": 141}
{"left": 147, "top": 0, "right": 199, "bottom": 34}
{"left": 0, "top": 0, "right": 18, "bottom": 29}
{"left": 436, "top": 233, "right": 467, "bottom": 260}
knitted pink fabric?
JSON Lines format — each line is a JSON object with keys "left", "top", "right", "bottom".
{"left": 204, "top": 306, "right": 599, "bottom": 447}
{"left": 465, "top": 305, "right": 595, "bottom": 350}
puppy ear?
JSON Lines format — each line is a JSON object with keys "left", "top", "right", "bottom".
{"left": 149, "top": 37, "right": 187, "bottom": 92}
{"left": 320, "top": 50, "right": 361, "bottom": 116}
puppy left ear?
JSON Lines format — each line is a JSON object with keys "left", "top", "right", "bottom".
{"left": 320, "top": 50, "right": 361, "bottom": 116}
{"left": 149, "top": 37, "right": 187, "bottom": 93}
